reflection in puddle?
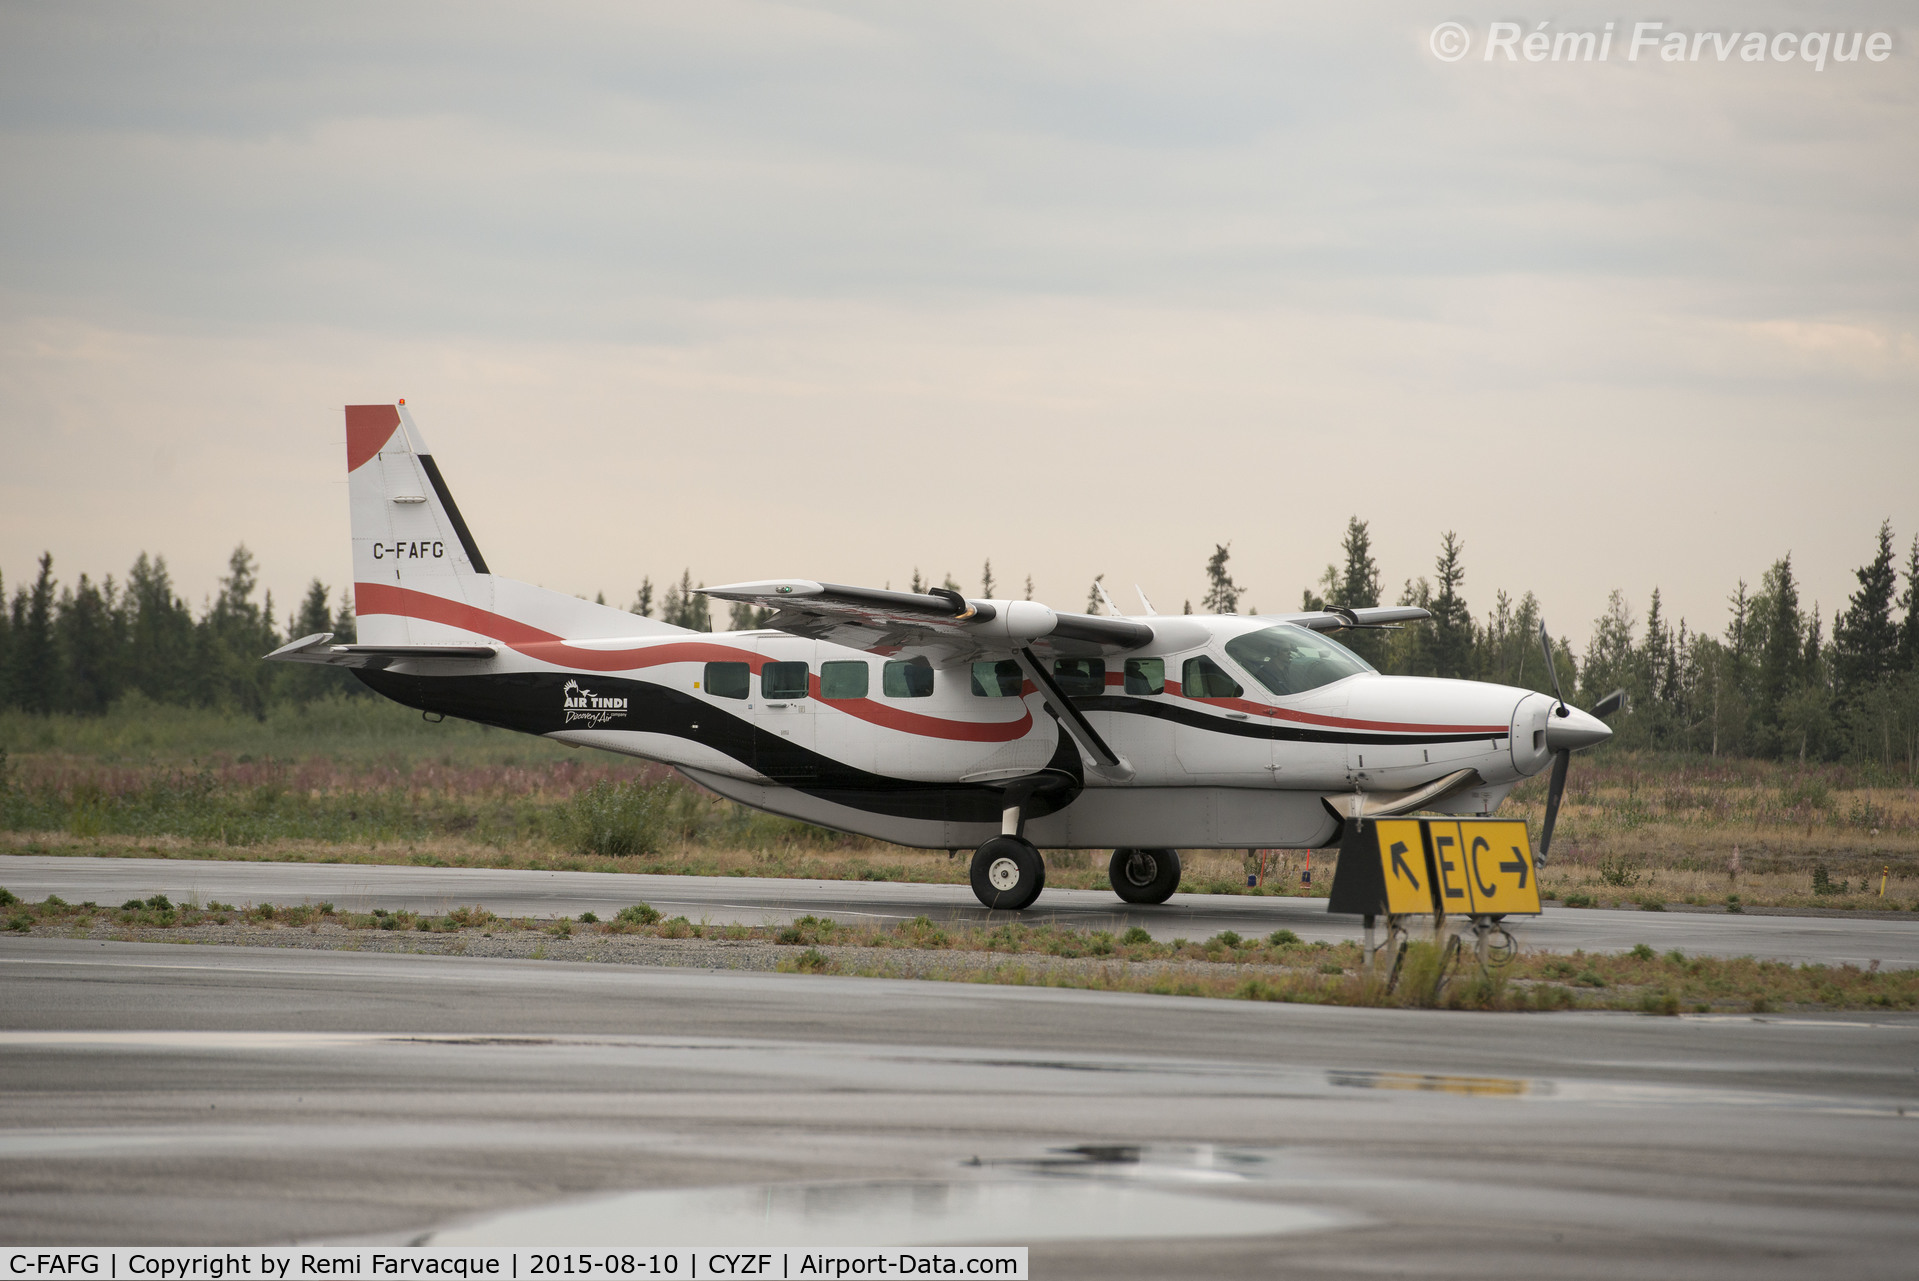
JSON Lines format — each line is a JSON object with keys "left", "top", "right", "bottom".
{"left": 428, "top": 1178, "right": 1361, "bottom": 1247}
{"left": 1328, "top": 1069, "right": 1542, "bottom": 1097}
{"left": 976, "top": 1142, "right": 1270, "bottom": 1184}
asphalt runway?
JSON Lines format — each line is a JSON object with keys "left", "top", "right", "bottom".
{"left": 1, "top": 937, "right": 1915, "bottom": 1278}
{"left": 4, "top": 854, "right": 1917, "bottom": 967}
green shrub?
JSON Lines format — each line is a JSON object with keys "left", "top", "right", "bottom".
{"left": 1317, "top": 961, "right": 1343, "bottom": 975}
{"left": 1597, "top": 855, "right": 1642, "bottom": 888}
{"left": 560, "top": 779, "right": 670, "bottom": 857}
{"left": 616, "top": 903, "right": 661, "bottom": 926}
{"left": 1630, "top": 943, "right": 1656, "bottom": 961}
{"left": 0, "top": 888, "right": 15, "bottom": 907}
{"left": 794, "top": 946, "right": 833, "bottom": 973}
{"left": 7, "top": 914, "right": 31, "bottom": 932}
{"left": 578, "top": 911, "right": 599, "bottom": 924}
{"left": 1122, "top": 926, "right": 1153, "bottom": 946}
{"left": 1562, "top": 892, "right": 1594, "bottom": 908}
{"left": 1212, "top": 930, "right": 1243, "bottom": 949}
{"left": 659, "top": 915, "right": 696, "bottom": 938}
{"left": 1268, "top": 929, "right": 1301, "bottom": 946}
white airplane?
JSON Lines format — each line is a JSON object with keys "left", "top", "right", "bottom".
{"left": 268, "top": 402, "right": 1616, "bottom": 910}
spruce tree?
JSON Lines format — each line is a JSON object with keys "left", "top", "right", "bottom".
{"left": 1201, "top": 545, "right": 1239, "bottom": 615}
{"left": 11, "top": 554, "right": 58, "bottom": 714}
{"left": 1428, "top": 532, "right": 1474, "bottom": 679}
{"left": 1312, "top": 517, "right": 1384, "bottom": 664}
{"left": 125, "top": 553, "right": 194, "bottom": 704}
{"left": 57, "top": 573, "right": 122, "bottom": 715}
{"left": 1898, "top": 534, "right": 1919, "bottom": 675}
{"left": 1831, "top": 521, "right": 1900, "bottom": 701}
{"left": 0, "top": 569, "right": 9, "bottom": 707}
{"left": 630, "top": 577, "right": 655, "bottom": 618}
{"left": 980, "top": 560, "right": 996, "bottom": 598}
{"left": 1751, "top": 556, "right": 1805, "bottom": 757}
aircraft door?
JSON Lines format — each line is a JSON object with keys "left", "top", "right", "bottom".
{"left": 752, "top": 651, "right": 819, "bottom": 784}
{"left": 1172, "top": 652, "right": 1272, "bottom": 784}
{"left": 812, "top": 657, "right": 877, "bottom": 777}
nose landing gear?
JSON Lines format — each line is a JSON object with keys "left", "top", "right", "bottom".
{"left": 968, "top": 795, "right": 1047, "bottom": 910}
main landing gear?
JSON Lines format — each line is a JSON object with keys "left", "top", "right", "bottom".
{"left": 1109, "top": 847, "right": 1181, "bottom": 904}
{"left": 965, "top": 792, "right": 1181, "bottom": 911}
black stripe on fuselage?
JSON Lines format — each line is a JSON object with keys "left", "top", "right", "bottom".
{"left": 352, "top": 668, "right": 1081, "bottom": 824}
{"left": 1072, "top": 694, "right": 1506, "bottom": 747}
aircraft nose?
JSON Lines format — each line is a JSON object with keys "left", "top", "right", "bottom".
{"left": 1544, "top": 705, "right": 1611, "bottom": 753}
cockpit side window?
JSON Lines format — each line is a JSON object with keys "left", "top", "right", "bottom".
{"left": 1123, "top": 657, "right": 1164, "bottom": 695}
{"left": 1181, "top": 655, "right": 1242, "bottom": 699}
{"left": 971, "top": 659, "right": 1023, "bottom": 697}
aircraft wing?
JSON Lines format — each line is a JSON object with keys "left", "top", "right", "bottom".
{"left": 1272, "top": 606, "right": 1432, "bottom": 632}
{"left": 263, "top": 633, "right": 498, "bottom": 670}
{"left": 699, "top": 580, "right": 1154, "bottom": 661}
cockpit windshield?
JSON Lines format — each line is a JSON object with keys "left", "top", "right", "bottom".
{"left": 1223, "top": 623, "right": 1375, "bottom": 697}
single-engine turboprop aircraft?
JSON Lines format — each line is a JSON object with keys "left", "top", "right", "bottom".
{"left": 267, "top": 403, "right": 1619, "bottom": 910}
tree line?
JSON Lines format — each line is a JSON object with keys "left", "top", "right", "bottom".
{"left": 5, "top": 525, "right": 1918, "bottom": 776}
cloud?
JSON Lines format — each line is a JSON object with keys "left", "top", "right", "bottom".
{"left": 2, "top": 1, "right": 1915, "bottom": 642}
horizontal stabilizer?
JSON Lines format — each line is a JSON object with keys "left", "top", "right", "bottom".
{"left": 263, "top": 633, "right": 497, "bottom": 670}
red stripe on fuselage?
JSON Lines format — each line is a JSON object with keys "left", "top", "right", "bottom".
{"left": 353, "top": 582, "right": 1033, "bottom": 743}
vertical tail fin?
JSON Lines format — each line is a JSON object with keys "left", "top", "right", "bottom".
{"left": 346, "top": 402, "right": 682, "bottom": 645}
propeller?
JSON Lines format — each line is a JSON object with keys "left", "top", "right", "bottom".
{"left": 1534, "top": 620, "right": 1626, "bottom": 865}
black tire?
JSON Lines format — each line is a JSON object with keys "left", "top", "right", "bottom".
{"left": 970, "top": 836, "right": 1045, "bottom": 910}
{"left": 1110, "top": 847, "right": 1181, "bottom": 904}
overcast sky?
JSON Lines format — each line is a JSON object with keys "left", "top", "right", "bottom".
{"left": 3, "top": 1, "right": 1914, "bottom": 649}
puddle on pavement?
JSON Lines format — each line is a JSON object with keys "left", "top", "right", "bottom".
{"left": 1328, "top": 1069, "right": 1542, "bottom": 1097}
{"left": 426, "top": 1175, "right": 1361, "bottom": 1247}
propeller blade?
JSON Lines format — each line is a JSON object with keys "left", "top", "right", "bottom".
{"left": 1538, "top": 748, "right": 1570, "bottom": 865}
{"left": 1588, "top": 687, "right": 1628, "bottom": 721}
{"left": 1537, "top": 620, "right": 1567, "bottom": 714}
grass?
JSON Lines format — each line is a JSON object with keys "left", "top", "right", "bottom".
{"left": 4, "top": 699, "right": 1919, "bottom": 908}
{"left": 4, "top": 889, "right": 1910, "bottom": 1014}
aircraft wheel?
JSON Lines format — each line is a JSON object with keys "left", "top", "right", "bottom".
{"left": 970, "top": 836, "right": 1045, "bottom": 911}
{"left": 1110, "top": 847, "right": 1181, "bottom": 904}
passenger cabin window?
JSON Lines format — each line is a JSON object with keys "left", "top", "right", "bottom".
{"left": 882, "top": 656, "right": 934, "bottom": 698}
{"left": 761, "top": 660, "right": 809, "bottom": 700}
{"left": 1124, "top": 657, "right": 1165, "bottom": 695}
{"left": 1052, "top": 658, "right": 1106, "bottom": 698}
{"left": 1181, "top": 655, "right": 1242, "bottom": 700}
{"left": 1223, "top": 624, "right": 1374, "bottom": 696}
{"left": 703, "top": 661, "right": 749, "bottom": 699}
{"left": 819, "top": 660, "right": 869, "bottom": 700}
{"left": 971, "top": 659, "right": 1022, "bottom": 697}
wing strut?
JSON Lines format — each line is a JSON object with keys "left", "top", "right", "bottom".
{"left": 1014, "top": 646, "right": 1133, "bottom": 780}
